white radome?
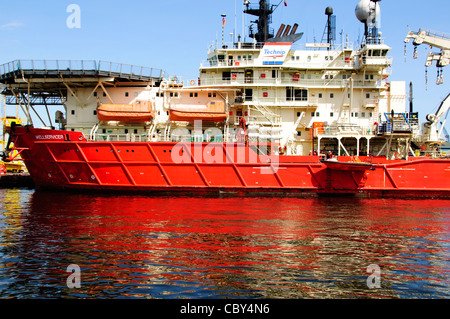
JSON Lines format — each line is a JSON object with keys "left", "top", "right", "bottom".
{"left": 355, "top": 0, "right": 380, "bottom": 24}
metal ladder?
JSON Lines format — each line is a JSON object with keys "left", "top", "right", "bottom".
{"left": 250, "top": 103, "right": 281, "bottom": 126}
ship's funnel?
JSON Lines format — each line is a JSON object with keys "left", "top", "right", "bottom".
{"left": 276, "top": 24, "right": 286, "bottom": 38}
{"left": 290, "top": 23, "right": 298, "bottom": 35}
{"left": 283, "top": 25, "right": 292, "bottom": 37}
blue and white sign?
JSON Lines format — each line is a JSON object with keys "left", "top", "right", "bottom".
{"left": 261, "top": 43, "right": 292, "bottom": 65}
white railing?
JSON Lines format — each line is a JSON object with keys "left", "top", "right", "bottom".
{"left": 95, "top": 134, "right": 148, "bottom": 142}
{"left": 0, "top": 59, "right": 169, "bottom": 81}
{"left": 200, "top": 55, "right": 359, "bottom": 69}
{"left": 92, "top": 133, "right": 227, "bottom": 143}
{"left": 200, "top": 54, "right": 392, "bottom": 70}
{"left": 234, "top": 115, "right": 281, "bottom": 126}
{"left": 314, "top": 125, "right": 376, "bottom": 137}
{"left": 363, "top": 97, "right": 380, "bottom": 107}
{"left": 419, "top": 29, "right": 450, "bottom": 40}
{"left": 196, "top": 76, "right": 387, "bottom": 89}
{"left": 360, "top": 56, "right": 393, "bottom": 67}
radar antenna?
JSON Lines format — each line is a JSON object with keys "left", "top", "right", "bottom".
{"left": 355, "top": 0, "right": 382, "bottom": 45}
{"left": 244, "top": 0, "right": 303, "bottom": 43}
{"left": 321, "top": 7, "right": 336, "bottom": 49}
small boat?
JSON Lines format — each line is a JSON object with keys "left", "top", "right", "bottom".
{"left": 97, "top": 101, "right": 154, "bottom": 122}
{"left": 169, "top": 101, "right": 227, "bottom": 122}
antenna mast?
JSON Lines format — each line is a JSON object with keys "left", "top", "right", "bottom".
{"left": 244, "top": 0, "right": 274, "bottom": 42}
{"left": 322, "top": 7, "right": 336, "bottom": 49}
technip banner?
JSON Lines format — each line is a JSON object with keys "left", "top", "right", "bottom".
{"left": 261, "top": 42, "right": 292, "bottom": 65}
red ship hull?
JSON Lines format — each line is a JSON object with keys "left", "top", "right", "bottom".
{"left": 5, "top": 126, "right": 450, "bottom": 197}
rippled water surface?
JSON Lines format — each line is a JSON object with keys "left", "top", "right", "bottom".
{"left": 0, "top": 188, "right": 449, "bottom": 299}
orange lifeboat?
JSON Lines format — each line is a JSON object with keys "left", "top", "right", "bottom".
{"left": 169, "top": 101, "right": 227, "bottom": 122}
{"left": 97, "top": 101, "right": 154, "bottom": 122}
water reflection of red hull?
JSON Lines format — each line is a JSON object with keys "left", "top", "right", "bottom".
{"left": 23, "top": 193, "right": 450, "bottom": 298}
{"left": 5, "top": 126, "right": 450, "bottom": 197}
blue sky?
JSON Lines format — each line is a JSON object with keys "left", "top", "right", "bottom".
{"left": 0, "top": 0, "right": 449, "bottom": 135}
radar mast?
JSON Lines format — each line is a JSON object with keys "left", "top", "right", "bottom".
{"left": 244, "top": 0, "right": 274, "bottom": 43}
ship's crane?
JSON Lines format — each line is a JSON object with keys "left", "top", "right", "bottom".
{"left": 404, "top": 29, "right": 450, "bottom": 85}
{"left": 422, "top": 92, "right": 450, "bottom": 147}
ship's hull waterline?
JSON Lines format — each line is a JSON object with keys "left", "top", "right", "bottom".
{"left": 7, "top": 126, "right": 450, "bottom": 198}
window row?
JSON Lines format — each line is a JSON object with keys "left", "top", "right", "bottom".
{"left": 93, "top": 92, "right": 139, "bottom": 97}
{"left": 189, "top": 92, "right": 217, "bottom": 98}
{"left": 301, "top": 112, "right": 374, "bottom": 118}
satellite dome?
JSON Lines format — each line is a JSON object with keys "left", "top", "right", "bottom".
{"left": 355, "top": 0, "right": 380, "bottom": 25}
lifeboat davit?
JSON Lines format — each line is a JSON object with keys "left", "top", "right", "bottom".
{"left": 169, "top": 101, "right": 227, "bottom": 122}
{"left": 97, "top": 101, "right": 154, "bottom": 122}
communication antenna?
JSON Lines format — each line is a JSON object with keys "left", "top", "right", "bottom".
{"left": 355, "top": 0, "right": 382, "bottom": 44}
{"left": 244, "top": 0, "right": 274, "bottom": 42}
{"left": 322, "top": 7, "right": 336, "bottom": 49}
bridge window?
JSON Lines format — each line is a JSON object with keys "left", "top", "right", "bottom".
{"left": 222, "top": 71, "right": 231, "bottom": 81}
{"left": 286, "top": 87, "right": 307, "bottom": 101}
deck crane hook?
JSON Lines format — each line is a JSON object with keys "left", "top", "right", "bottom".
{"left": 437, "top": 67, "right": 444, "bottom": 85}
{"left": 404, "top": 29, "right": 450, "bottom": 86}
{"left": 413, "top": 45, "right": 419, "bottom": 59}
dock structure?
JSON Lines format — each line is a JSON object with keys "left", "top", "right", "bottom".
{"left": 0, "top": 173, "right": 34, "bottom": 188}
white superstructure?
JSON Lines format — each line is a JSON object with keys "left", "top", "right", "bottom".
{"left": 4, "top": 0, "right": 433, "bottom": 159}
{"left": 60, "top": 0, "right": 417, "bottom": 158}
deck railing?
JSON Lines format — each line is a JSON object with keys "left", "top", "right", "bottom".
{"left": 196, "top": 76, "right": 387, "bottom": 89}
{"left": 314, "top": 125, "right": 376, "bottom": 137}
{"left": 0, "top": 59, "right": 168, "bottom": 81}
